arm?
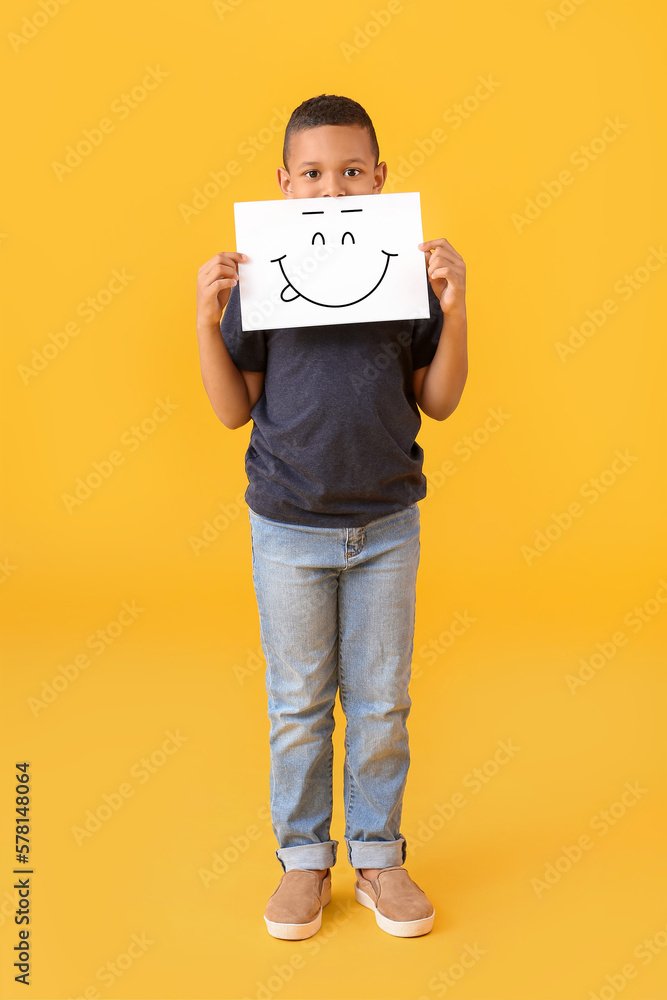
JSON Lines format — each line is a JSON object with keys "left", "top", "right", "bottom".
{"left": 414, "top": 238, "right": 468, "bottom": 421}
{"left": 413, "top": 306, "right": 468, "bottom": 421}
{"left": 196, "top": 250, "right": 264, "bottom": 429}
{"left": 197, "top": 319, "right": 264, "bottom": 429}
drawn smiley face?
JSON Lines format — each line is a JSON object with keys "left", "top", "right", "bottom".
{"left": 270, "top": 206, "right": 398, "bottom": 308}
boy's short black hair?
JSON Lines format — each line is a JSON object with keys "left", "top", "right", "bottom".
{"left": 283, "top": 94, "right": 380, "bottom": 169}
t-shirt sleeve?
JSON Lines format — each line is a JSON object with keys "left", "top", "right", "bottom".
{"left": 411, "top": 280, "right": 444, "bottom": 370}
{"left": 219, "top": 282, "right": 267, "bottom": 372}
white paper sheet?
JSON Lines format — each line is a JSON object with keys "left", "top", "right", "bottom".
{"left": 233, "top": 191, "right": 430, "bottom": 331}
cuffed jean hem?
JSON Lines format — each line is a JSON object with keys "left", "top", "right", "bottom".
{"left": 276, "top": 840, "right": 339, "bottom": 873}
{"left": 344, "top": 835, "right": 407, "bottom": 869}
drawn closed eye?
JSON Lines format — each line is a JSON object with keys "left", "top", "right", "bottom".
{"left": 342, "top": 231, "right": 355, "bottom": 245}
{"left": 311, "top": 232, "right": 325, "bottom": 245}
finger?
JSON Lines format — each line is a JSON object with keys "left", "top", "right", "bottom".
{"left": 418, "top": 238, "right": 450, "bottom": 251}
{"left": 210, "top": 276, "right": 239, "bottom": 292}
{"left": 427, "top": 253, "right": 452, "bottom": 272}
{"left": 200, "top": 251, "right": 248, "bottom": 273}
{"left": 429, "top": 257, "right": 458, "bottom": 278}
{"left": 422, "top": 248, "right": 452, "bottom": 273}
{"left": 209, "top": 261, "right": 243, "bottom": 278}
{"left": 205, "top": 270, "right": 239, "bottom": 289}
{"left": 427, "top": 247, "right": 455, "bottom": 263}
{"left": 215, "top": 251, "right": 248, "bottom": 263}
{"left": 427, "top": 253, "right": 448, "bottom": 273}
{"left": 200, "top": 261, "right": 243, "bottom": 284}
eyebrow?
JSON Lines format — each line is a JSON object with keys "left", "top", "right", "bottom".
{"left": 297, "top": 158, "right": 367, "bottom": 168}
{"left": 301, "top": 208, "right": 364, "bottom": 215}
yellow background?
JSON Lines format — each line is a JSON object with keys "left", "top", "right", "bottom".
{"left": 1, "top": 0, "right": 665, "bottom": 998}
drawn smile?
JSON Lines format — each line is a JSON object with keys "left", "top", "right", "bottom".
{"left": 270, "top": 250, "right": 398, "bottom": 308}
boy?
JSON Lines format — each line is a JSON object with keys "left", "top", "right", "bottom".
{"left": 196, "top": 94, "right": 467, "bottom": 939}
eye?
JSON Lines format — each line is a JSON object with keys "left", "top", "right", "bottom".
{"left": 341, "top": 231, "right": 355, "bottom": 245}
{"left": 345, "top": 168, "right": 361, "bottom": 176}
{"left": 305, "top": 170, "right": 319, "bottom": 178}
{"left": 312, "top": 232, "right": 325, "bottom": 245}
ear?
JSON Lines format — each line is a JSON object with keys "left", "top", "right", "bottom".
{"left": 276, "top": 166, "right": 293, "bottom": 198}
{"left": 373, "top": 160, "right": 388, "bottom": 193}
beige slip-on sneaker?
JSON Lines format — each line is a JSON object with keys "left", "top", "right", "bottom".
{"left": 354, "top": 865, "right": 435, "bottom": 937}
{"left": 264, "top": 868, "right": 332, "bottom": 940}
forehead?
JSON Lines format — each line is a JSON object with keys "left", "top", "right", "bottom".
{"left": 288, "top": 124, "right": 375, "bottom": 167}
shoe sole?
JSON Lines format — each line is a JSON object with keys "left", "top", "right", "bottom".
{"left": 264, "top": 880, "right": 331, "bottom": 940}
{"left": 354, "top": 885, "right": 435, "bottom": 937}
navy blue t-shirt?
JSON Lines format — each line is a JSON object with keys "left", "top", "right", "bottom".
{"left": 219, "top": 279, "right": 444, "bottom": 527}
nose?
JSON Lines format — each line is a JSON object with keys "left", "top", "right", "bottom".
{"left": 319, "top": 172, "right": 347, "bottom": 198}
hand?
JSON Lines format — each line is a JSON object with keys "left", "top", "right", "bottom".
{"left": 418, "top": 238, "right": 466, "bottom": 316}
{"left": 197, "top": 251, "right": 247, "bottom": 327}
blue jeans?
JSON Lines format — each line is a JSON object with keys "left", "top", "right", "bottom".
{"left": 248, "top": 502, "right": 421, "bottom": 873}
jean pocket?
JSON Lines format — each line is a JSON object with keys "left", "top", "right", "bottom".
{"left": 248, "top": 507, "right": 289, "bottom": 528}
